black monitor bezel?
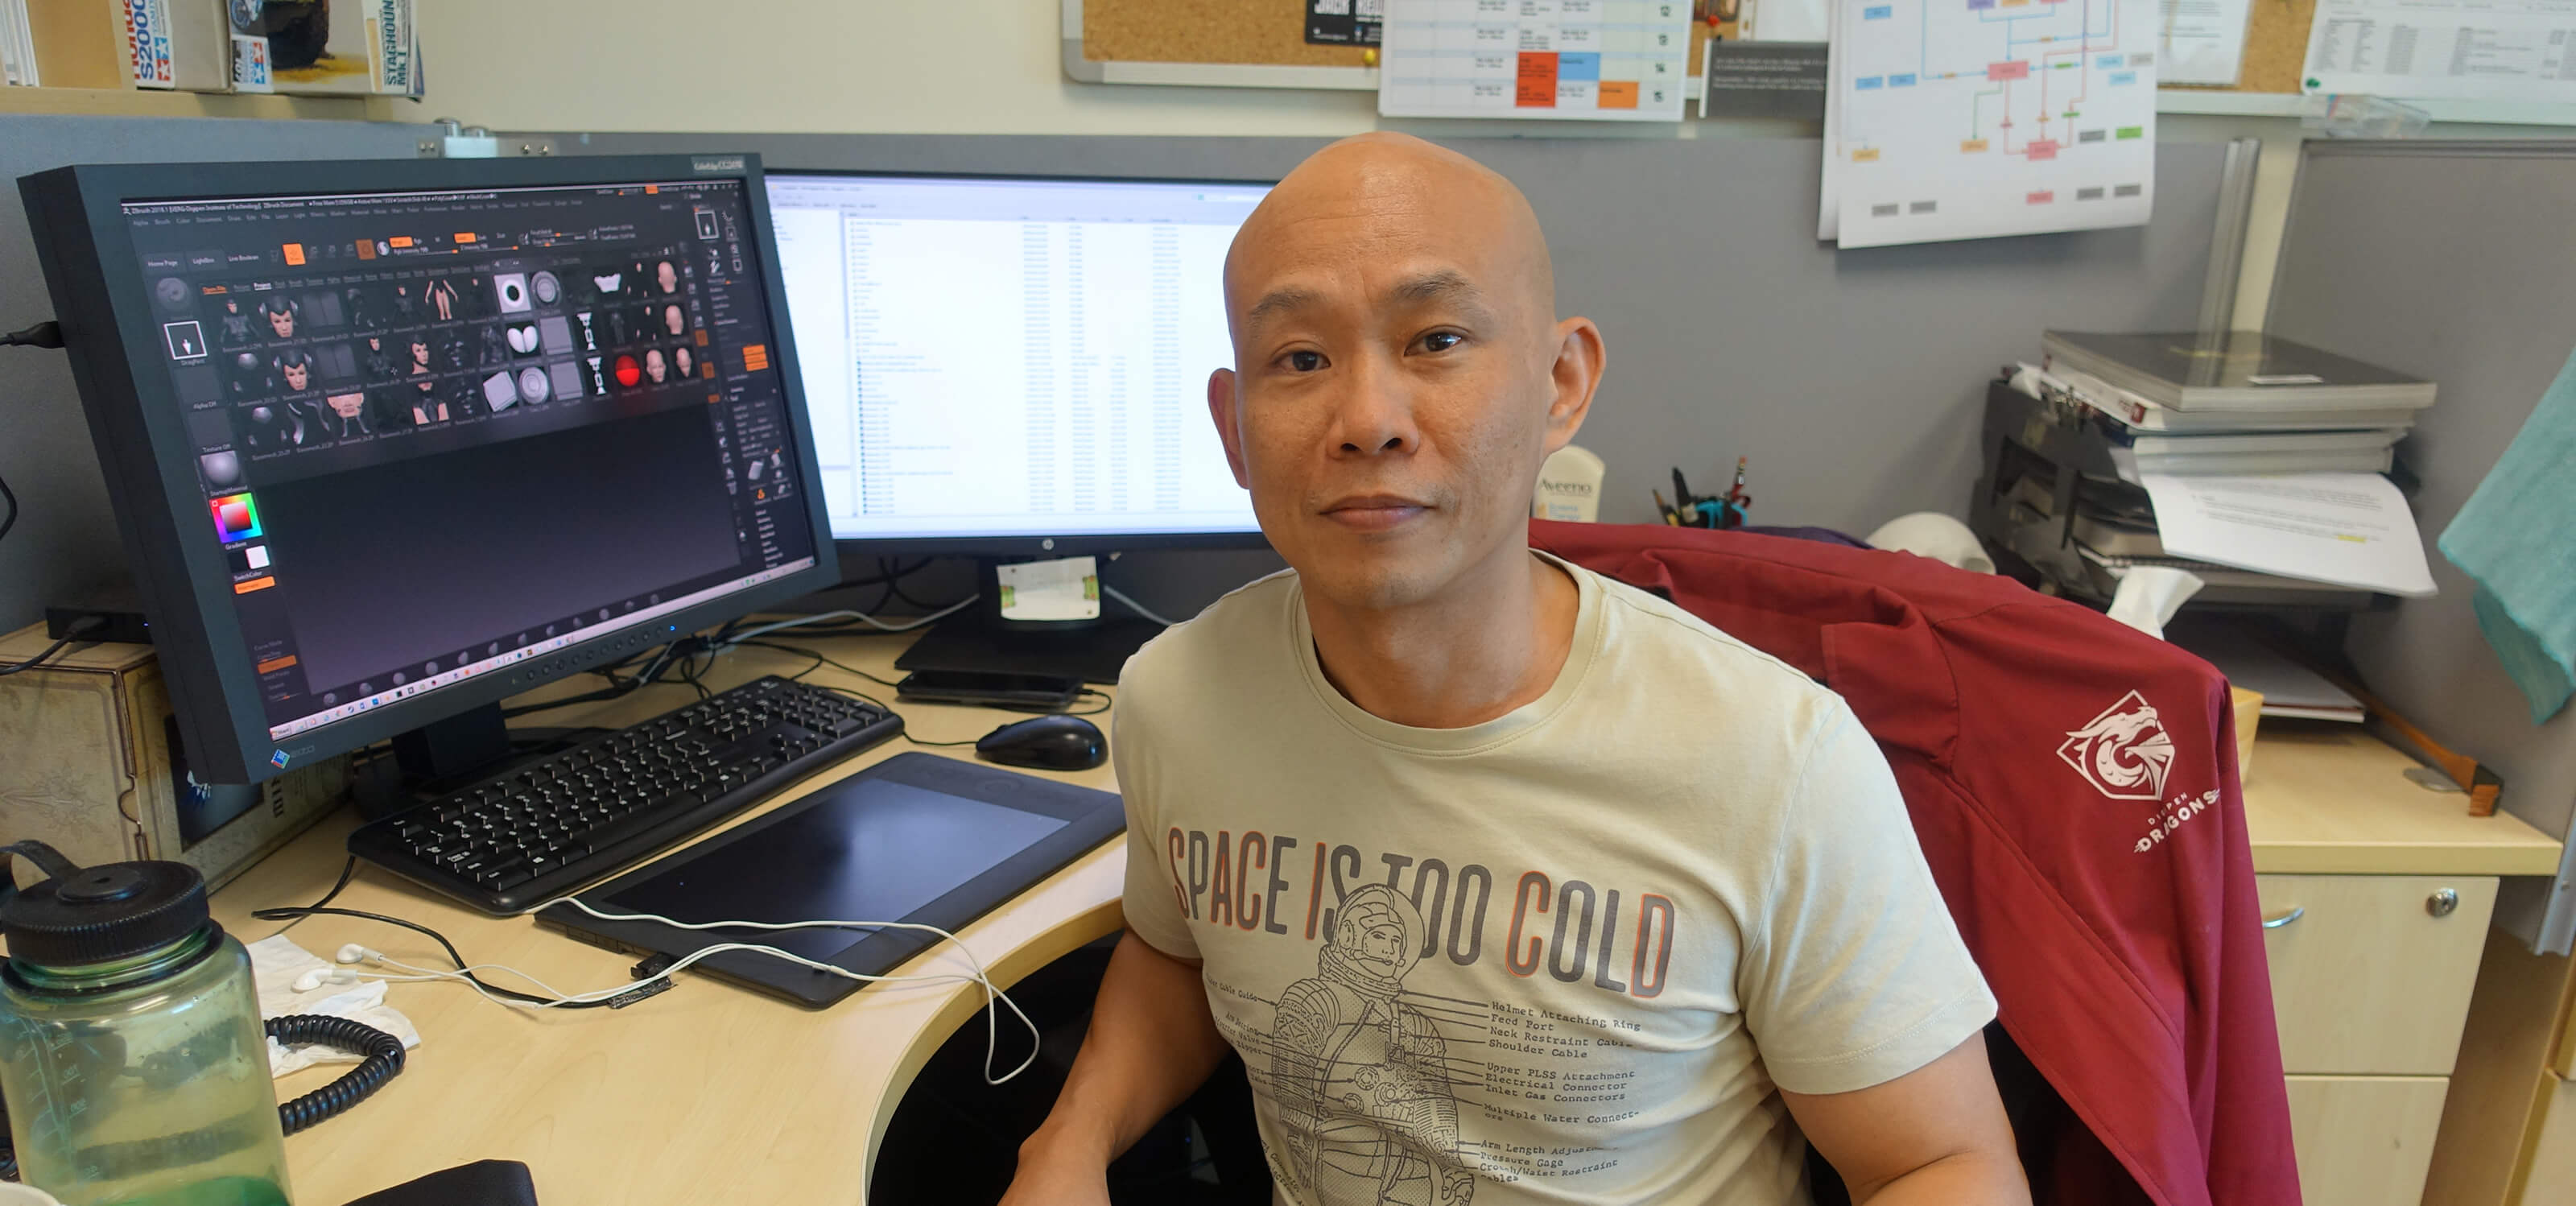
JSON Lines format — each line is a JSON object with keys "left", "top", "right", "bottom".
{"left": 20, "top": 153, "right": 842, "bottom": 784}
{"left": 762, "top": 167, "right": 1275, "bottom": 560}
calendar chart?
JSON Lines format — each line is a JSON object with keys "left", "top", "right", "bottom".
{"left": 1829, "top": 0, "right": 2158, "bottom": 247}
{"left": 1379, "top": 0, "right": 1697, "bottom": 121}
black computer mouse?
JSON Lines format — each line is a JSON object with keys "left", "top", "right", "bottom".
{"left": 976, "top": 714, "right": 1107, "bottom": 771}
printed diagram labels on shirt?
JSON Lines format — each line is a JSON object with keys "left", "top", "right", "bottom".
{"left": 1169, "top": 828, "right": 1675, "bottom": 1196}
{"left": 2057, "top": 690, "right": 2177, "bottom": 800}
{"left": 1261, "top": 885, "right": 1478, "bottom": 1206}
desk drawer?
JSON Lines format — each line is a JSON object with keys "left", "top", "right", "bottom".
{"left": 2260, "top": 874, "right": 2498, "bottom": 1075}
{"left": 2285, "top": 1075, "right": 2448, "bottom": 1206}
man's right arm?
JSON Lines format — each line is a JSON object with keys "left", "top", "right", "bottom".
{"left": 999, "top": 927, "right": 1233, "bottom": 1206}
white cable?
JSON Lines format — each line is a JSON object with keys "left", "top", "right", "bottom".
{"left": 1100, "top": 584, "right": 1179, "bottom": 628}
{"left": 551, "top": 899, "right": 1041, "bottom": 1085}
{"left": 363, "top": 897, "right": 1042, "bottom": 1085}
{"left": 720, "top": 593, "right": 980, "bottom": 646}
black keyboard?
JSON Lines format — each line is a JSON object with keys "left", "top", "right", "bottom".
{"left": 348, "top": 676, "right": 902, "bottom": 914}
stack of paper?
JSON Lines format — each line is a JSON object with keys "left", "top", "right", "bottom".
{"left": 1821, "top": 0, "right": 2158, "bottom": 249}
{"left": 2000, "top": 357, "right": 2441, "bottom": 601}
{"left": 2168, "top": 622, "right": 2368, "bottom": 722}
{"left": 2041, "top": 329, "right": 2437, "bottom": 476}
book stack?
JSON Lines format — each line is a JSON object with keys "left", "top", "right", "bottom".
{"left": 2041, "top": 329, "right": 2437, "bottom": 476}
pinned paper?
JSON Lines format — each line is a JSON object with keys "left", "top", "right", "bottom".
{"left": 997, "top": 556, "right": 1100, "bottom": 622}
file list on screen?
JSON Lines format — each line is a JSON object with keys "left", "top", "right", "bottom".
{"left": 767, "top": 173, "right": 1269, "bottom": 542}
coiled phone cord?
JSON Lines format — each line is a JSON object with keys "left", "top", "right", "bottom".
{"left": 267, "top": 1014, "right": 407, "bottom": 1134}
{"left": 0, "top": 1016, "right": 403, "bottom": 1181}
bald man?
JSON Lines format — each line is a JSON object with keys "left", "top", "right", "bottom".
{"left": 1002, "top": 134, "right": 2025, "bottom": 1206}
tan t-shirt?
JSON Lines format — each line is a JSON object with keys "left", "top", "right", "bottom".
{"left": 1116, "top": 556, "right": 1996, "bottom": 1206}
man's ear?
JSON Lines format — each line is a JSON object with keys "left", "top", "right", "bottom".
{"left": 1542, "top": 316, "right": 1605, "bottom": 455}
{"left": 1208, "top": 366, "right": 1251, "bottom": 489}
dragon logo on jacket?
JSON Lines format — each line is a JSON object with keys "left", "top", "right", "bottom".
{"left": 2058, "top": 690, "right": 2178, "bottom": 801}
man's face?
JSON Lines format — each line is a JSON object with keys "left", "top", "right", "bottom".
{"left": 644, "top": 350, "right": 667, "bottom": 383}
{"left": 1212, "top": 154, "right": 1590, "bottom": 611}
{"left": 411, "top": 341, "right": 430, "bottom": 368}
{"left": 266, "top": 308, "right": 294, "bottom": 338}
{"left": 663, "top": 305, "right": 685, "bottom": 336}
{"left": 657, "top": 261, "right": 678, "bottom": 293}
{"left": 281, "top": 361, "right": 308, "bottom": 390}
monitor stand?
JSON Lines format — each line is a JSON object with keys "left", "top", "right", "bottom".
{"left": 349, "top": 701, "right": 586, "bottom": 820}
{"left": 893, "top": 560, "right": 1162, "bottom": 685}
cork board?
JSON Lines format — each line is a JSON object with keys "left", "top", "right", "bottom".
{"left": 2162, "top": 0, "right": 2316, "bottom": 96}
{"left": 1084, "top": 0, "right": 1373, "bottom": 67}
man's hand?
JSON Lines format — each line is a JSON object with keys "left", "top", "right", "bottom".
{"left": 1778, "top": 1031, "right": 2029, "bottom": 1205}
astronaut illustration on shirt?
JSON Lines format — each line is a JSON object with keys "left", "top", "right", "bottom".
{"left": 1268, "top": 884, "right": 1476, "bottom": 1206}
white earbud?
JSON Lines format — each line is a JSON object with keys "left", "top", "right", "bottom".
{"left": 335, "top": 944, "right": 382, "bottom": 965}
{"left": 291, "top": 967, "right": 359, "bottom": 993}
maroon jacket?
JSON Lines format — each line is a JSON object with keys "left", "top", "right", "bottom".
{"left": 1533, "top": 520, "right": 2298, "bottom": 1206}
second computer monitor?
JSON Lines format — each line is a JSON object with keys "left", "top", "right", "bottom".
{"left": 764, "top": 171, "right": 1269, "bottom": 555}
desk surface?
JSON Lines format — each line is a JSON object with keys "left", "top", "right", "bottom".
{"left": 2241, "top": 725, "right": 2563, "bottom": 877}
{"left": 218, "top": 636, "right": 1129, "bottom": 1206}
{"left": 213, "top": 639, "right": 2565, "bottom": 1204}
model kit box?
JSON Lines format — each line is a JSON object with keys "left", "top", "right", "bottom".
{"left": 0, "top": 623, "right": 349, "bottom": 892}
{"left": 229, "top": 0, "right": 421, "bottom": 97}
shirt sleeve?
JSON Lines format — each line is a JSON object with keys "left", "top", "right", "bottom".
{"left": 1739, "top": 704, "right": 1997, "bottom": 1096}
{"left": 1112, "top": 692, "right": 1200, "bottom": 961}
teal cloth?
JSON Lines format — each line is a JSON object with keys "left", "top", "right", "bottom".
{"left": 2438, "top": 341, "right": 2576, "bottom": 724}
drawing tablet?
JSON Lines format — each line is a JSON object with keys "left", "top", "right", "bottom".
{"left": 535, "top": 752, "right": 1125, "bottom": 1008}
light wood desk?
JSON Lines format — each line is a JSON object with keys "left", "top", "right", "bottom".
{"left": 216, "top": 649, "right": 2565, "bottom": 1205}
{"left": 217, "top": 634, "right": 1129, "bottom": 1206}
{"left": 2240, "top": 725, "right": 2562, "bottom": 877}
{"left": 2232, "top": 723, "right": 2562, "bottom": 1206}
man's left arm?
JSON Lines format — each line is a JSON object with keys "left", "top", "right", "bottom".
{"left": 1740, "top": 705, "right": 2025, "bottom": 1204}
{"left": 1779, "top": 1030, "right": 2029, "bottom": 1205}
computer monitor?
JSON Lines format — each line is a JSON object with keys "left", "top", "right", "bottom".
{"left": 762, "top": 171, "right": 1270, "bottom": 557}
{"left": 21, "top": 154, "right": 840, "bottom": 785}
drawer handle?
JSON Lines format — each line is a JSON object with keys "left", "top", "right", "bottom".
{"left": 2260, "top": 906, "right": 2306, "bottom": 929}
{"left": 2428, "top": 889, "right": 2459, "bottom": 918}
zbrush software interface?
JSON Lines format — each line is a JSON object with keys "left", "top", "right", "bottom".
{"left": 766, "top": 174, "right": 1266, "bottom": 540}
{"left": 123, "top": 178, "right": 818, "bottom": 743}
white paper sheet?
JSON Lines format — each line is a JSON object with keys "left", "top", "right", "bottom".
{"left": 2159, "top": 0, "right": 2252, "bottom": 85}
{"left": 246, "top": 934, "right": 423, "bottom": 1079}
{"left": 1379, "top": 0, "right": 1696, "bottom": 122}
{"left": 2304, "top": 0, "right": 2576, "bottom": 102}
{"left": 1827, "top": 0, "right": 2159, "bottom": 248}
{"left": 2140, "top": 472, "right": 2438, "bottom": 597}
{"left": 1745, "top": 0, "right": 1834, "bottom": 40}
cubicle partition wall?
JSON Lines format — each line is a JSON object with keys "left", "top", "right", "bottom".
{"left": 0, "top": 115, "right": 431, "bottom": 632}
{"left": 2268, "top": 140, "right": 2576, "bottom": 955}
{"left": 2, "top": 118, "right": 2249, "bottom": 634}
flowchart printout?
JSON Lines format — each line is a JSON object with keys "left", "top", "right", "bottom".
{"left": 1830, "top": 0, "right": 2159, "bottom": 247}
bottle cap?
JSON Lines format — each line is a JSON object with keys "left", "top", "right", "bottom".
{"left": 2, "top": 841, "right": 209, "bottom": 969}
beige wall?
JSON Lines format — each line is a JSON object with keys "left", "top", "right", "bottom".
{"left": 411, "top": 0, "right": 2561, "bottom": 330}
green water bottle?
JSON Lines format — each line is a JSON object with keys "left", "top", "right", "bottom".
{"left": 0, "top": 841, "right": 291, "bottom": 1206}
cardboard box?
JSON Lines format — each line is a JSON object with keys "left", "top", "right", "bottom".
{"left": 0, "top": 623, "right": 349, "bottom": 893}
{"left": 24, "top": 0, "right": 130, "bottom": 89}
{"left": 227, "top": 0, "right": 419, "bottom": 97}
